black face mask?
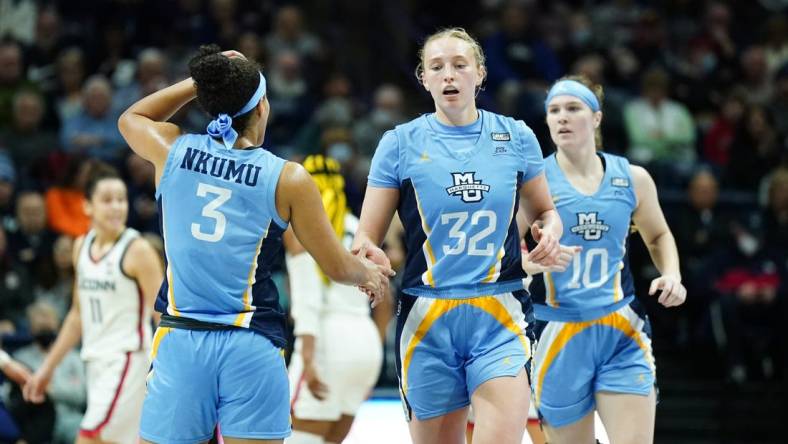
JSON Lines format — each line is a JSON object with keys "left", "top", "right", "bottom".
{"left": 33, "top": 331, "right": 57, "bottom": 348}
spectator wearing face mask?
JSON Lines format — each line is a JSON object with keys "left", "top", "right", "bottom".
{"left": 319, "top": 127, "right": 364, "bottom": 214}
{"left": 12, "top": 301, "right": 85, "bottom": 444}
{"left": 264, "top": 50, "right": 313, "bottom": 150}
{"left": 353, "top": 84, "right": 407, "bottom": 157}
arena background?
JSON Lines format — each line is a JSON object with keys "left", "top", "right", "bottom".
{"left": 0, "top": 0, "right": 786, "bottom": 443}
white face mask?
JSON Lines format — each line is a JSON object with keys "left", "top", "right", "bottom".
{"left": 737, "top": 232, "right": 760, "bottom": 257}
{"left": 370, "top": 109, "right": 397, "bottom": 128}
{"left": 327, "top": 143, "right": 352, "bottom": 162}
{"left": 317, "top": 98, "right": 353, "bottom": 127}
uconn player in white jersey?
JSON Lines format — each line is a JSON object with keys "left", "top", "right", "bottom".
{"left": 24, "top": 163, "right": 163, "bottom": 444}
{"left": 525, "top": 76, "right": 686, "bottom": 444}
{"left": 284, "top": 155, "right": 386, "bottom": 444}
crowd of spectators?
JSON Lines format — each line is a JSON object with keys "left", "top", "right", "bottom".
{"left": 0, "top": 0, "right": 787, "bottom": 441}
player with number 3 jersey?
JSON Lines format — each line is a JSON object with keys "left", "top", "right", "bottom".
{"left": 117, "top": 45, "right": 391, "bottom": 444}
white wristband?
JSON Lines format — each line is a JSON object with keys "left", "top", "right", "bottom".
{"left": 0, "top": 349, "right": 10, "bottom": 368}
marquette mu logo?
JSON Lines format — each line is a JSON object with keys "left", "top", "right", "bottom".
{"left": 570, "top": 212, "right": 610, "bottom": 241}
{"left": 446, "top": 172, "right": 490, "bottom": 203}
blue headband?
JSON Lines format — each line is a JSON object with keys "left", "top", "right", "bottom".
{"left": 544, "top": 80, "right": 600, "bottom": 113}
{"left": 207, "top": 72, "right": 267, "bottom": 149}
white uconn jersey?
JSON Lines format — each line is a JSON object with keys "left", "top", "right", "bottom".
{"left": 324, "top": 214, "right": 370, "bottom": 316}
{"left": 78, "top": 228, "right": 152, "bottom": 360}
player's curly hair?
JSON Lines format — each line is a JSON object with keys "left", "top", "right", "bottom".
{"left": 188, "top": 44, "right": 263, "bottom": 137}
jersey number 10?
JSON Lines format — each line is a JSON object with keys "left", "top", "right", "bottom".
{"left": 567, "top": 247, "right": 608, "bottom": 289}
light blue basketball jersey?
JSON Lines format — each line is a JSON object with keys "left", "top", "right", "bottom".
{"left": 368, "top": 110, "right": 544, "bottom": 298}
{"left": 155, "top": 134, "right": 289, "bottom": 347}
{"left": 533, "top": 152, "right": 637, "bottom": 322}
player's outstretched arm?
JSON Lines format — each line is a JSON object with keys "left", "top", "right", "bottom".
{"left": 631, "top": 165, "right": 686, "bottom": 308}
{"left": 277, "top": 162, "right": 393, "bottom": 303}
{"left": 0, "top": 349, "right": 31, "bottom": 386}
{"left": 23, "top": 236, "right": 86, "bottom": 404}
{"left": 519, "top": 173, "right": 562, "bottom": 267}
{"left": 521, "top": 241, "right": 581, "bottom": 275}
{"left": 352, "top": 186, "right": 399, "bottom": 270}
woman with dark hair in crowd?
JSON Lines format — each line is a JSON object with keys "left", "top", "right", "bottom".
{"left": 117, "top": 45, "right": 391, "bottom": 443}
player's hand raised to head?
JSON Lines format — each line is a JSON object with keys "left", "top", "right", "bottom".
{"left": 220, "top": 50, "right": 246, "bottom": 60}
{"left": 649, "top": 275, "right": 686, "bottom": 308}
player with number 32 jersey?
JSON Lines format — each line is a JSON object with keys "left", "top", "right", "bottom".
{"left": 368, "top": 109, "right": 548, "bottom": 421}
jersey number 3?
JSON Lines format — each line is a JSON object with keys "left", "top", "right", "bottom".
{"left": 191, "top": 183, "right": 232, "bottom": 242}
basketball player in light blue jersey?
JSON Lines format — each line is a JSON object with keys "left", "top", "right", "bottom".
{"left": 117, "top": 45, "right": 392, "bottom": 444}
{"left": 526, "top": 76, "right": 687, "bottom": 444}
{"left": 353, "top": 28, "right": 562, "bottom": 444}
